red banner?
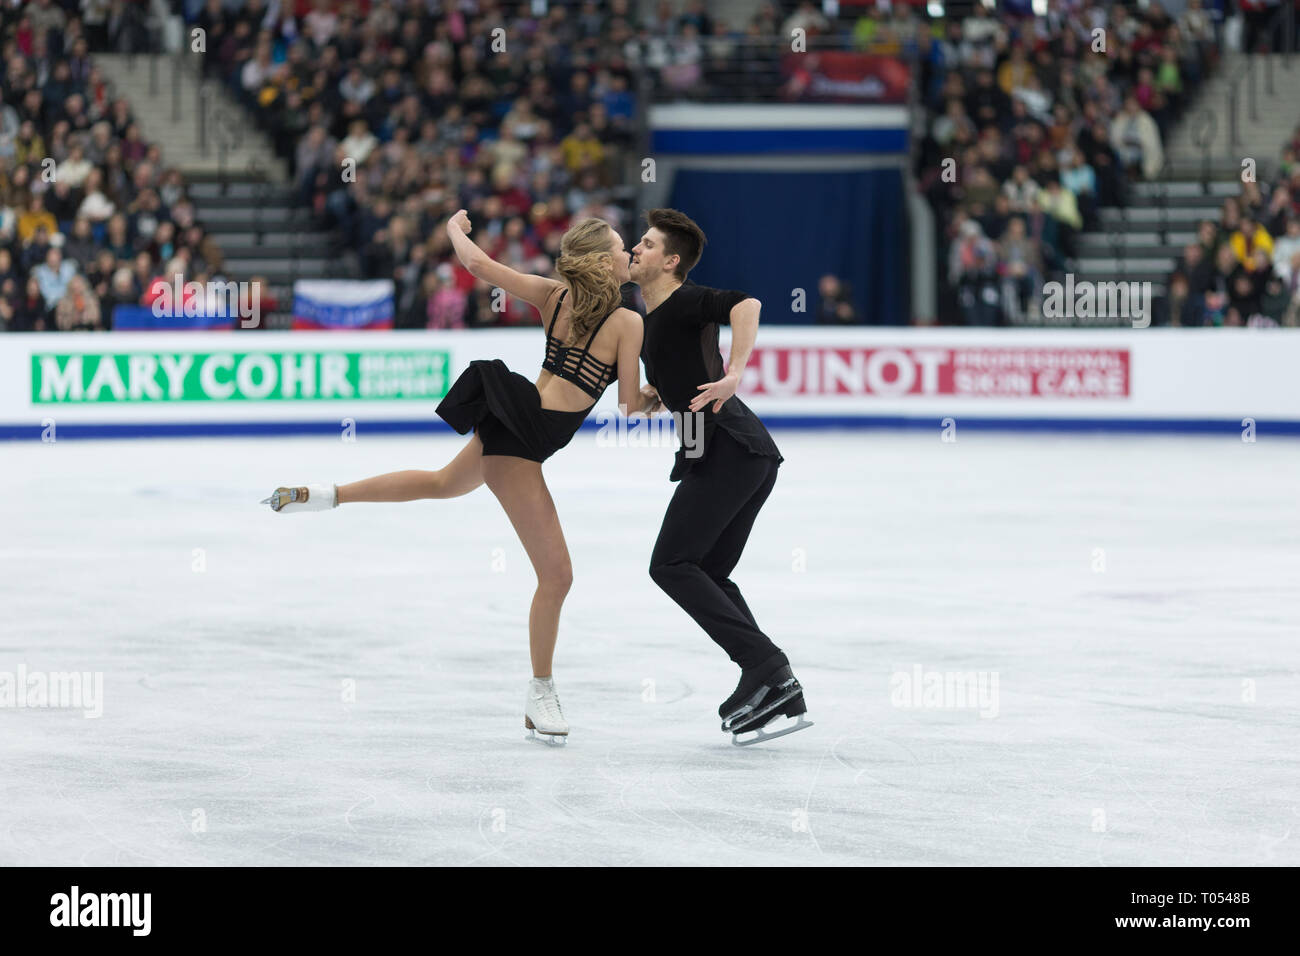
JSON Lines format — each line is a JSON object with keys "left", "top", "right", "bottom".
{"left": 742, "top": 347, "right": 1131, "bottom": 399}
{"left": 780, "top": 52, "right": 910, "bottom": 104}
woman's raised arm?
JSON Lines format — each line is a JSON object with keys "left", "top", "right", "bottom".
{"left": 445, "top": 209, "right": 562, "bottom": 315}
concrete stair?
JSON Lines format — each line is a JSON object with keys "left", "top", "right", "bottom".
{"left": 1074, "top": 180, "right": 1251, "bottom": 295}
{"left": 184, "top": 175, "right": 358, "bottom": 325}
{"left": 1165, "top": 53, "right": 1300, "bottom": 168}
{"left": 1071, "top": 47, "right": 1300, "bottom": 300}
{"left": 92, "top": 51, "right": 343, "bottom": 313}
{"left": 94, "top": 53, "right": 287, "bottom": 180}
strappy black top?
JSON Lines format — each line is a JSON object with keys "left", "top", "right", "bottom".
{"left": 541, "top": 289, "right": 617, "bottom": 402}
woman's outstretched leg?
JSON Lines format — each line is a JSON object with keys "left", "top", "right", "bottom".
{"left": 337, "top": 435, "right": 484, "bottom": 503}
{"left": 264, "top": 435, "right": 483, "bottom": 512}
{"left": 481, "top": 455, "right": 572, "bottom": 678}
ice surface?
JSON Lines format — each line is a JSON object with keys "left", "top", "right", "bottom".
{"left": 1, "top": 429, "right": 1297, "bottom": 866}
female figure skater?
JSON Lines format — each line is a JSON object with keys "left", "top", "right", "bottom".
{"left": 261, "top": 210, "right": 648, "bottom": 742}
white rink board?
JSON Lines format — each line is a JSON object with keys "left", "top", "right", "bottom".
{"left": 1, "top": 328, "right": 1299, "bottom": 434}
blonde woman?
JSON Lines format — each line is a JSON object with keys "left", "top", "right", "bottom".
{"left": 54, "top": 275, "right": 102, "bottom": 331}
{"left": 263, "top": 210, "right": 650, "bottom": 742}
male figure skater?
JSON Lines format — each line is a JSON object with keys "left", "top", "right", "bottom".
{"left": 628, "top": 208, "right": 810, "bottom": 745}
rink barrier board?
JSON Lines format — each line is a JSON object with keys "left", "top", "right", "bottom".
{"left": 3, "top": 416, "right": 1299, "bottom": 441}
{"left": 3, "top": 328, "right": 1299, "bottom": 438}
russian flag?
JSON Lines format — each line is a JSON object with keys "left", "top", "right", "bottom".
{"left": 292, "top": 279, "right": 395, "bottom": 330}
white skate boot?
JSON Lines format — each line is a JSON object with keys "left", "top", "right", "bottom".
{"left": 524, "top": 676, "right": 569, "bottom": 744}
{"left": 261, "top": 484, "right": 338, "bottom": 513}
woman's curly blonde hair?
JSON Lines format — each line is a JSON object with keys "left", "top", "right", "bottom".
{"left": 555, "top": 217, "right": 621, "bottom": 344}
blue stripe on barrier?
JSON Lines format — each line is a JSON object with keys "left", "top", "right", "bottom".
{"left": 2, "top": 416, "right": 1298, "bottom": 440}
{"left": 757, "top": 416, "right": 1300, "bottom": 434}
{"left": 111, "top": 305, "right": 236, "bottom": 330}
{"left": 650, "top": 128, "right": 908, "bottom": 154}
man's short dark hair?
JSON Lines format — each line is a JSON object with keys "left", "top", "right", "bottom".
{"left": 645, "top": 208, "right": 706, "bottom": 280}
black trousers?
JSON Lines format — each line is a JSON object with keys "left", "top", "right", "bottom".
{"left": 649, "top": 429, "right": 782, "bottom": 670}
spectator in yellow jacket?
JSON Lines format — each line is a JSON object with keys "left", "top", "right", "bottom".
{"left": 14, "top": 120, "right": 44, "bottom": 165}
{"left": 560, "top": 122, "right": 604, "bottom": 174}
{"left": 1230, "top": 214, "right": 1274, "bottom": 270}
{"left": 1038, "top": 178, "right": 1082, "bottom": 230}
{"left": 17, "top": 195, "right": 57, "bottom": 242}
{"left": 997, "top": 47, "right": 1034, "bottom": 95}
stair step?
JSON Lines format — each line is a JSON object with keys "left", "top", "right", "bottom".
{"left": 1070, "top": 270, "right": 1171, "bottom": 286}
{"left": 1163, "top": 156, "right": 1259, "bottom": 170}
{"left": 1100, "top": 206, "right": 1221, "bottom": 224}
{"left": 216, "top": 240, "right": 335, "bottom": 258}
{"left": 1124, "top": 193, "right": 1241, "bottom": 208}
{"left": 187, "top": 182, "right": 297, "bottom": 203}
{"left": 1075, "top": 257, "right": 1177, "bottom": 275}
{"left": 96, "top": 52, "right": 286, "bottom": 184}
{"left": 1077, "top": 235, "right": 1197, "bottom": 256}
{"left": 184, "top": 170, "right": 279, "bottom": 184}
{"left": 206, "top": 230, "right": 332, "bottom": 248}
{"left": 223, "top": 258, "right": 343, "bottom": 281}
{"left": 1129, "top": 181, "right": 1245, "bottom": 199}
{"left": 1079, "top": 230, "right": 1164, "bottom": 245}
{"left": 1089, "top": 219, "right": 1185, "bottom": 234}
{"left": 198, "top": 207, "right": 312, "bottom": 227}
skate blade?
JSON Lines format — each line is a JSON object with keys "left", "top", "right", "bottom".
{"left": 525, "top": 728, "right": 568, "bottom": 746}
{"left": 260, "top": 487, "right": 291, "bottom": 511}
{"left": 721, "top": 680, "right": 802, "bottom": 733}
{"left": 524, "top": 717, "right": 568, "bottom": 746}
{"left": 731, "top": 715, "right": 813, "bottom": 747}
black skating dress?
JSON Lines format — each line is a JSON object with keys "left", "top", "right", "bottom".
{"left": 436, "top": 290, "right": 618, "bottom": 461}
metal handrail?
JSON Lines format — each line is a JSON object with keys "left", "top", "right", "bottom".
{"left": 246, "top": 158, "right": 267, "bottom": 243}
{"left": 171, "top": 49, "right": 181, "bottom": 123}
{"left": 1225, "top": 5, "right": 1295, "bottom": 152}
{"left": 1194, "top": 109, "right": 1217, "bottom": 186}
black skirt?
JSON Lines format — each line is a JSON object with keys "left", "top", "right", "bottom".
{"left": 436, "top": 359, "right": 590, "bottom": 462}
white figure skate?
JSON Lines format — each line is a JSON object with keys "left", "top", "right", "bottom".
{"left": 261, "top": 484, "right": 338, "bottom": 513}
{"left": 524, "top": 677, "right": 569, "bottom": 745}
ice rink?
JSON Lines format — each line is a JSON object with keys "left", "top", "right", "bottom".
{"left": 1, "top": 428, "right": 1297, "bottom": 866}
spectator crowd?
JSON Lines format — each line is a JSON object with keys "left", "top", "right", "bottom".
{"left": 916, "top": 0, "right": 1221, "bottom": 325}
{"left": 195, "top": 0, "right": 649, "bottom": 328}
{"left": 192, "top": 0, "right": 877, "bottom": 328}
{"left": 1158, "top": 136, "right": 1300, "bottom": 327}
{"left": 8, "top": 1, "right": 1298, "bottom": 332}
{"left": 0, "top": 0, "right": 236, "bottom": 332}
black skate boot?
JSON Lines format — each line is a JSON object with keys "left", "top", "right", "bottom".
{"left": 719, "top": 652, "right": 788, "bottom": 718}
{"left": 720, "top": 653, "right": 812, "bottom": 746}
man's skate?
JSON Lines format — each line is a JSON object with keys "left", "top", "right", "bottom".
{"left": 720, "top": 655, "right": 812, "bottom": 747}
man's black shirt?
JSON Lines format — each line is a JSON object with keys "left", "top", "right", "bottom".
{"left": 640, "top": 280, "right": 783, "bottom": 481}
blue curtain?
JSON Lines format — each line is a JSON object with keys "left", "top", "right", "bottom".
{"left": 666, "top": 168, "right": 908, "bottom": 325}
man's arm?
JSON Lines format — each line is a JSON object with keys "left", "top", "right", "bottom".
{"left": 724, "top": 297, "right": 760, "bottom": 380}
{"left": 690, "top": 297, "right": 760, "bottom": 414}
